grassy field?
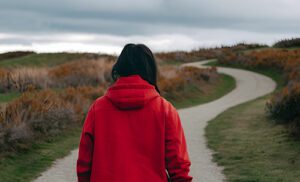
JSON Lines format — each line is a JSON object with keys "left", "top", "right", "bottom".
{"left": 0, "top": 128, "right": 81, "bottom": 182}
{"left": 0, "top": 61, "right": 236, "bottom": 182}
{"left": 0, "top": 53, "right": 86, "bottom": 68}
{"left": 205, "top": 60, "right": 285, "bottom": 90}
{"left": 171, "top": 73, "right": 236, "bottom": 109}
{"left": 206, "top": 95, "right": 300, "bottom": 182}
{"left": 205, "top": 60, "right": 300, "bottom": 182}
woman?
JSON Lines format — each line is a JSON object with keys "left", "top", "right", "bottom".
{"left": 77, "top": 43, "right": 193, "bottom": 182}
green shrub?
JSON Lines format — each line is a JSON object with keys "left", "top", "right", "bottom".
{"left": 273, "top": 38, "right": 300, "bottom": 48}
{"left": 266, "top": 82, "right": 300, "bottom": 122}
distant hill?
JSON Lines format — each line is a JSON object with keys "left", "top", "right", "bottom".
{"left": 0, "top": 52, "right": 115, "bottom": 68}
{"left": 0, "top": 51, "right": 36, "bottom": 61}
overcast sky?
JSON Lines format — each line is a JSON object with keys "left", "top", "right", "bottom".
{"left": 0, "top": 0, "right": 299, "bottom": 54}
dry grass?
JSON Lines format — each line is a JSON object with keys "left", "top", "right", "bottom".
{"left": 0, "top": 85, "right": 105, "bottom": 154}
{"left": 0, "top": 58, "right": 114, "bottom": 93}
{"left": 49, "top": 58, "right": 114, "bottom": 88}
{"left": 159, "top": 65, "right": 219, "bottom": 101}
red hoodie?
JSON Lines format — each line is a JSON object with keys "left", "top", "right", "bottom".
{"left": 77, "top": 74, "right": 192, "bottom": 182}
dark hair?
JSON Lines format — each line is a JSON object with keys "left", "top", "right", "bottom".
{"left": 111, "top": 43, "right": 160, "bottom": 93}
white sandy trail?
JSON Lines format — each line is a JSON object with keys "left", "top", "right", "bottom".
{"left": 33, "top": 60, "right": 276, "bottom": 182}
{"left": 179, "top": 60, "right": 276, "bottom": 181}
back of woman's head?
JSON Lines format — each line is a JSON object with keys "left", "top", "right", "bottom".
{"left": 111, "top": 43, "right": 160, "bottom": 93}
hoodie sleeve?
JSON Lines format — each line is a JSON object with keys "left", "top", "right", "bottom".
{"left": 165, "top": 103, "right": 193, "bottom": 182}
{"left": 77, "top": 102, "right": 95, "bottom": 182}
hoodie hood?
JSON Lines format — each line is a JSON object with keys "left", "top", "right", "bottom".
{"left": 105, "top": 75, "right": 160, "bottom": 110}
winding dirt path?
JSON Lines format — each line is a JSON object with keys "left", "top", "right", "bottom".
{"left": 33, "top": 60, "right": 276, "bottom": 182}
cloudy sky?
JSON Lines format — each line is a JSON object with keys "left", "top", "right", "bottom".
{"left": 0, "top": 0, "right": 299, "bottom": 54}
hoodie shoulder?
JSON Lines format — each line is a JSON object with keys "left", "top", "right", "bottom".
{"left": 92, "top": 95, "right": 112, "bottom": 110}
{"left": 149, "top": 96, "right": 177, "bottom": 114}
{"left": 160, "top": 97, "right": 177, "bottom": 113}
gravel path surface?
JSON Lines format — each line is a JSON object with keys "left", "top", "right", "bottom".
{"left": 33, "top": 60, "right": 276, "bottom": 182}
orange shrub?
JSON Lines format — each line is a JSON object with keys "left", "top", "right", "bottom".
{"left": 0, "top": 67, "right": 49, "bottom": 93}
{"left": 0, "top": 90, "right": 74, "bottom": 152}
{"left": 219, "top": 49, "right": 300, "bottom": 70}
{"left": 158, "top": 66, "right": 219, "bottom": 100}
{"left": 10, "top": 67, "right": 51, "bottom": 92}
{"left": 0, "top": 58, "right": 115, "bottom": 93}
{"left": 156, "top": 43, "right": 267, "bottom": 64}
{"left": 0, "top": 85, "right": 105, "bottom": 153}
{"left": 156, "top": 49, "right": 217, "bottom": 64}
{"left": 48, "top": 59, "right": 114, "bottom": 88}
{"left": 0, "top": 68, "right": 9, "bottom": 92}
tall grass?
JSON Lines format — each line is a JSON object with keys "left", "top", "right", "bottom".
{"left": 0, "top": 58, "right": 114, "bottom": 93}
{"left": 49, "top": 59, "right": 114, "bottom": 88}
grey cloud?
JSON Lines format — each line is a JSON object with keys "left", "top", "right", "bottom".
{"left": 1, "top": 0, "right": 300, "bottom": 36}
{"left": 0, "top": 38, "right": 32, "bottom": 45}
{"left": 0, "top": 0, "right": 300, "bottom": 53}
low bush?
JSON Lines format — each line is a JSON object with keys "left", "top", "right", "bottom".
{"left": 0, "top": 90, "right": 74, "bottom": 152}
{"left": 0, "top": 68, "right": 9, "bottom": 92}
{"left": 155, "top": 43, "right": 268, "bottom": 65}
{"left": 49, "top": 59, "right": 114, "bottom": 88}
{"left": 0, "top": 67, "right": 52, "bottom": 93}
{"left": 156, "top": 49, "right": 217, "bottom": 63}
{"left": 273, "top": 38, "right": 300, "bottom": 48}
{"left": 220, "top": 43, "right": 268, "bottom": 52}
{"left": 0, "top": 58, "right": 114, "bottom": 93}
{"left": 266, "top": 82, "right": 300, "bottom": 121}
{"left": 0, "top": 86, "right": 104, "bottom": 154}
{"left": 159, "top": 66, "right": 219, "bottom": 100}
{"left": 11, "top": 68, "right": 51, "bottom": 92}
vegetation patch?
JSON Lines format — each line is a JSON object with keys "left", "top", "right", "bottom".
{"left": 206, "top": 56, "right": 300, "bottom": 181}
{"left": 0, "top": 128, "right": 81, "bottom": 182}
{"left": 170, "top": 73, "right": 235, "bottom": 109}
{"left": 206, "top": 96, "right": 300, "bottom": 182}
{"left": 0, "top": 51, "right": 36, "bottom": 62}
{"left": 0, "top": 53, "right": 114, "bottom": 68}
{"left": 0, "top": 92, "right": 20, "bottom": 103}
{"left": 273, "top": 38, "right": 300, "bottom": 48}
{"left": 212, "top": 48, "right": 300, "bottom": 135}
{"left": 0, "top": 52, "right": 236, "bottom": 181}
